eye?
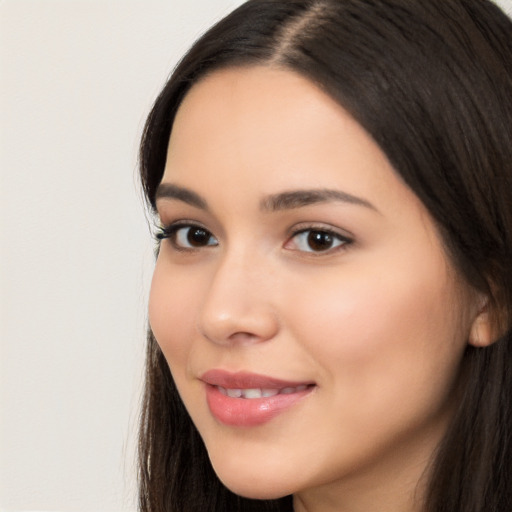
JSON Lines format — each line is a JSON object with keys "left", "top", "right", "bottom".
{"left": 157, "top": 224, "right": 218, "bottom": 250}
{"left": 286, "top": 228, "right": 351, "bottom": 253}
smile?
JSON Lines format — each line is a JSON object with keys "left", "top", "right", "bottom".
{"left": 216, "top": 385, "right": 309, "bottom": 399}
{"left": 201, "top": 370, "right": 315, "bottom": 427}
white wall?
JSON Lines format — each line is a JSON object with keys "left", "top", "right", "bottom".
{"left": 1, "top": 1, "right": 511, "bottom": 511}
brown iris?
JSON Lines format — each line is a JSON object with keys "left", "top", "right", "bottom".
{"left": 186, "top": 227, "right": 212, "bottom": 247}
{"left": 307, "top": 230, "right": 336, "bottom": 251}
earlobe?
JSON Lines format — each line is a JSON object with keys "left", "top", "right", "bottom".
{"left": 468, "top": 298, "right": 494, "bottom": 348}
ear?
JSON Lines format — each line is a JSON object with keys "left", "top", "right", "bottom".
{"left": 468, "top": 296, "right": 495, "bottom": 348}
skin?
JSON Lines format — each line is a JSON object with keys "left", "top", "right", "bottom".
{"left": 149, "top": 66, "right": 488, "bottom": 512}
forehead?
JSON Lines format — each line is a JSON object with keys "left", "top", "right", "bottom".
{"left": 168, "top": 66, "right": 348, "bottom": 163}
{"left": 164, "top": 66, "right": 401, "bottom": 199}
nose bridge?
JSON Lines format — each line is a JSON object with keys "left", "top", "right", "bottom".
{"left": 197, "top": 244, "right": 278, "bottom": 345}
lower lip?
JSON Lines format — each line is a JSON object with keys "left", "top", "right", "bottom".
{"left": 205, "top": 385, "right": 313, "bottom": 427}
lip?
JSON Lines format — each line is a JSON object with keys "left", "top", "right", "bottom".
{"left": 201, "top": 370, "right": 315, "bottom": 427}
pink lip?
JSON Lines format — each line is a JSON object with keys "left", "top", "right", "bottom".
{"left": 201, "top": 369, "right": 313, "bottom": 389}
{"left": 201, "top": 370, "right": 315, "bottom": 427}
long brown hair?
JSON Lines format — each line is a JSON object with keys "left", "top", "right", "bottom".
{"left": 138, "top": 1, "right": 512, "bottom": 510}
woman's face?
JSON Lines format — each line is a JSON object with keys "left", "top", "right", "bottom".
{"left": 149, "top": 67, "right": 482, "bottom": 507}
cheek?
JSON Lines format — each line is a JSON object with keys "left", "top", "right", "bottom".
{"left": 148, "top": 258, "right": 199, "bottom": 363}
{"left": 286, "top": 264, "right": 468, "bottom": 415}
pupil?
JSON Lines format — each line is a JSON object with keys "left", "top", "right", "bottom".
{"left": 307, "top": 231, "right": 333, "bottom": 251}
{"left": 188, "top": 228, "right": 210, "bottom": 246}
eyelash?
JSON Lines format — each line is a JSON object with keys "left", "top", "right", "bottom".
{"left": 155, "top": 222, "right": 218, "bottom": 251}
{"left": 155, "top": 222, "right": 353, "bottom": 255}
{"left": 286, "top": 226, "right": 352, "bottom": 254}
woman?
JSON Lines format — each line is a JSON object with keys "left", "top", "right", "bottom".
{"left": 138, "top": 1, "right": 512, "bottom": 511}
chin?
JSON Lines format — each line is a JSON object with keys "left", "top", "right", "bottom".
{"left": 218, "top": 477, "right": 292, "bottom": 501}
{"left": 209, "top": 456, "right": 297, "bottom": 500}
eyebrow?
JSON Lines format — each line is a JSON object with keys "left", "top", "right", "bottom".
{"left": 155, "top": 183, "right": 209, "bottom": 210}
{"left": 260, "top": 189, "right": 378, "bottom": 213}
{"left": 155, "top": 183, "right": 378, "bottom": 213}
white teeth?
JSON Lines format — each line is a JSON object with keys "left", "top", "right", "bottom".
{"left": 243, "top": 388, "right": 263, "bottom": 399}
{"left": 217, "top": 385, "right": 309, "bottom": 398}
{"left": 226, "top": 388, "right": 242, "bottom": 398}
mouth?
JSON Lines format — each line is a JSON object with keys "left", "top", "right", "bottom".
{"left": 215, "top": 384, "right": 311, "bottom": 399}
{"left": 201, "top": 370, "right": 316, "bottom": 427}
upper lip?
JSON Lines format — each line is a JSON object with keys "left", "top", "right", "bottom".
{"left": 200, "top": 369, "right": 315, "bottom": 389}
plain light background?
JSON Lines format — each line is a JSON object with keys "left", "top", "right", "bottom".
{"left": 1, "top": 1, "right": 511, "bottom": 511}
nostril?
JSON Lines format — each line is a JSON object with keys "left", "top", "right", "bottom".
{"left": 227, "top": 331, "right": 262, "bottom": 344}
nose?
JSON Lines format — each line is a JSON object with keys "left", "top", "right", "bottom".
{"left": 197, "top": 250, "right": 279, "bottom": 346}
